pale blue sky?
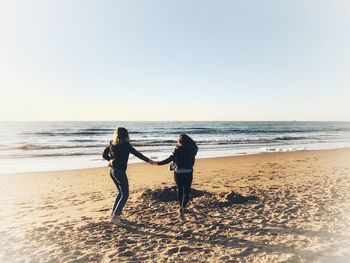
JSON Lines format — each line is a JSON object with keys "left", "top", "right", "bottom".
{"left": 0, "top": 0, "right": 349, "bottom": 121}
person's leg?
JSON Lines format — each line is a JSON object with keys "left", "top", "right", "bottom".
{"left": 113, "top": 170, "right": 129, "bottom": 216}
{"left": 110, "top": 169, "right": 121, "bottom": 214}
{"left": 181, "top": 172, "right": 193, "bottom": 208}
{"left": 174, "top": 173, "right": 184, "bottom": 206}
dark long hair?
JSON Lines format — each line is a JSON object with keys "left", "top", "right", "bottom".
{"left": 177, "top": 133, "right": 198, "bottom": 158}
{"left": 112, "top": 127, "right": 129, "bottom": 145}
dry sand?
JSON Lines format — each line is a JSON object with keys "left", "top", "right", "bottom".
{"left": 1, "top": 148, "right": 350, "bottom": 262}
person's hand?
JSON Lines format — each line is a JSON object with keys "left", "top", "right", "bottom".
{"left": 149, "top": 160, "right": 157, "bottom": 165}
{"left": 108, "top": 160, "right": 114, "bottom": 167}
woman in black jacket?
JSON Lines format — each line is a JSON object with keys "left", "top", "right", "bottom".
{"left": 157, "top": 133, "right": 198, "bottom": 221}
{"left": 103, "top": 127, "right": 155, "bottom": 226}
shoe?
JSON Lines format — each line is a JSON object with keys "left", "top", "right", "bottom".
{"left": 179, "top": 208, "right": 186, "bottom": 221}
{"left": 110, "top": 214, "right": 125, "bottom": 226}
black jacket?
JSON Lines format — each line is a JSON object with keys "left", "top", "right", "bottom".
{"left": 158, "top": 146, "right": 196, "bottom": 169}
{"left": 102, "top": 141, "right": 149, "bottom": 170}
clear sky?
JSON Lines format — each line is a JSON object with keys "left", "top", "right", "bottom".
{"left": 0, "top": 0, "right": 349, "bottom": 121}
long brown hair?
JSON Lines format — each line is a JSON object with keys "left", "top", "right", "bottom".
{"left": 112, "top": 127, "right": 129, "bottom": 145}
{"left": 177, "top": 133, "right": 198, "bottom": 157}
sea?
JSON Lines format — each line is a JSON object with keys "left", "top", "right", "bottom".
{"left": 0, "top": 121, "right": 350, "bottom": 174}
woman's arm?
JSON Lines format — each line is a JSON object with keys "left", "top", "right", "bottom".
{"left": 129, "top": 145, "right": 150, "bottom": 163}
{"left": 157, "top": 155, "right": 174, "bottom": 165}
{"left": 102, "top": 146, "right": 111, "bottom": 161}
{"left": 157, "top": 148, "right": 177, "bottom": 165}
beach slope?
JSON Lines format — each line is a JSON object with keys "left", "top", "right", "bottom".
{"left": 1, "top": 149, "right": 350, "bottom": 262}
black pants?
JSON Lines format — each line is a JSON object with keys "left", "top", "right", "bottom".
{"left": 110, "top": 169, "right": 129, "bottom": 216}
{"left": 174, "top": 172, "right": 193, "bottom": 208}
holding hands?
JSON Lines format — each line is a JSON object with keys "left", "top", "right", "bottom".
{"left": 149, "top": 159, "right": 158, "bottom": 166}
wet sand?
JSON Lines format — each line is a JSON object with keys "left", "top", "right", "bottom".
{"left": 1, "top": 148, "right": 350, "bottom": 262}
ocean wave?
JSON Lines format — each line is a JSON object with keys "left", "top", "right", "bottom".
{"left": 196, "top": 136, "right": 310, "bottom": 145}
{"left": 132, "top": 140, "right": 175, "bottom": 146}
{"left": 5, "top": 152, "right": 97, "bottom": 158}
{"left": 69, "top": 139, "right": 99, "bottom": 142}
{"left": 260, "top": 147, "right": 308, "bottom": 153}
{"left": 22, "top": 129, "right": 146, "bottom": 137}
{"left": 3, "top": 148, "right": 157, "bottom": 159}
{"left": 274, "top": 136, "right": 308, "bottom": 140}
{"left": 17, "top": 143, "right": 106, "bottom": 151}
{"left": 167, "top": 129, "right": 325, "bottom": 135}
{"left": 20, "top": 125, "right": 350, "bottom": 138}
{"left": 8, "top": 136, "right": 319, "bottom": 152}
{"left": 31, "top": 128, "right": 349, "bottom": 136}
{"left": 24, "top": 131, "right": 110, "bottom": 136}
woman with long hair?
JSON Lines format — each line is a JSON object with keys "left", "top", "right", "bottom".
{"left": 156, "top": 133, "right": 198, "bottom": 221}
{"left": 103, "top": 127, "right": 155, "bottom": 226}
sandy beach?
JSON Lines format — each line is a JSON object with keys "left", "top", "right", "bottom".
{"left": 1, "top": 148, "right": 350, "bottom": 262}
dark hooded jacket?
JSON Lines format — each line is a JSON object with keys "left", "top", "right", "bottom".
{"left": 103, "top": 141, "right": 149, "bottom": 170}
